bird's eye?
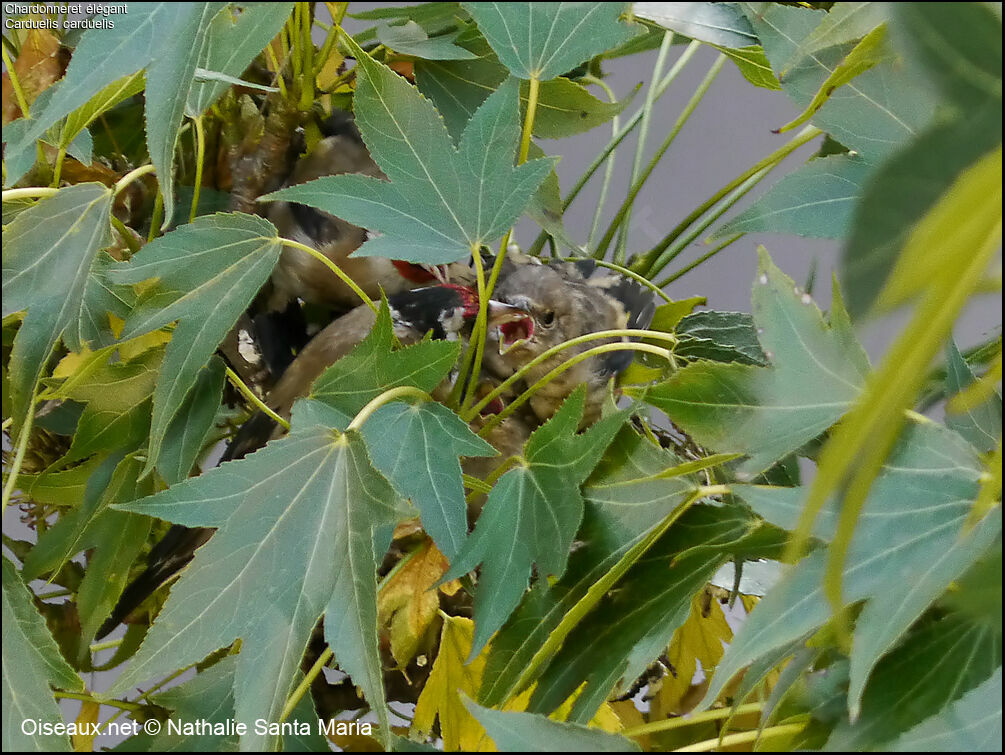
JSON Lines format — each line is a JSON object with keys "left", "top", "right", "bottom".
{"left": 540, "top": 310, "right": 556, "bottom": 327}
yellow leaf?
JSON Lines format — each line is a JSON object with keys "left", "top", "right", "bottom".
{"left": 378, "top": 538, "right": 449, "bottom": 668}
{"left": 659, "top": 587, "right": 733, "bottom": 713}
{"left": 72, "top": 701, "right": 100, "bottom": 752}
{"left": 412, "top": 616, "right": 496, "bottom": 752}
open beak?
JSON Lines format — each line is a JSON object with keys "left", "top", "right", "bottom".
{"left": 486, "top": 301, "right": 535, "bottom": 354}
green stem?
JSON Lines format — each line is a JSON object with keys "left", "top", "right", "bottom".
{"left": 110, "top": 215, "right": 142, "bottom": 256}
{"left": 460, "top": 245, "right": 491, "bottom": 411}
{"left": 519, "top": 76, "right": 540, "bottom": 165}
{"left": 55, "top": 691, "right": 144, "bottom": 714}
{"left": 595, "top": 54, "right": 727, "bottom": 260}
{"left": 557, "top": 256, "right": 673, "bottom": 303}
{"left": 1, "top": 187, "right": 60, "bottom": 201}
{"left": 1, "top": 43, "right": 31, "bottom": 117}
{"left": 189, "top": 116, "right": 206, "bottom": 223}
{"left": 674, "top": 723, "right": 805, "bottom": 752}
{"left": 580, "top": 75, "right": 621, "bottom": 250}
{"left": 657, "top": 233, "right": 743, "bottom": 287}
{"left": 347, "top": 386, "right": 430, "bottom": 431}
{"left": 2, "top": 388, "right": 39, "bottom": 512}
{"left": 299, "top": 2, "right": 315, "bottom": 111}
{"left": 50, "top": 146, "right": 67, "bottom": 188}
{"left": 463, "top": 329, "right": 678, "bottom": 422}
{"left": 526, "top": 41, "right": 702, "bottom": 256}
{"left": 114, "top": 163, "right": 157, "bottom": 195}
{"left": 507, "top": 486, "right": 706, "bottom": 702}
{"left": 647, "top": 166, "right": 771, "bottom": 278}
{"left": 279, "top": 238, "right": 377, "bottom": 313}
{"left": 475, "top": 341, "right": 674, "bottom": 436}
{"left": 635, "top": 124, "right": 822, "bottom": 277}
{"left": 625, "top": 703, "right": 764, "bottom": 738}
{"left": 225, "top": 367, "right": 290, "bottom": 431}
{"left": 612, "top": 30, "right": 675, "bottom": 264}
{"left": 148, "top": 190, "right": 164, "bottom": 242}
{"left": 280, "top": 647, "right": 333, "bottom": 722}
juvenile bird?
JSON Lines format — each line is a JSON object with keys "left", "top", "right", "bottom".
{"left": 483, "top": 255, "right": 656, "bottom": 426}
{"left": 96, "top": 284, "right": 518, "bottom": 639}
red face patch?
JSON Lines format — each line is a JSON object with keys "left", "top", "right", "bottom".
{"left": 439, "top": 283, "right": 480, "bottom": 318}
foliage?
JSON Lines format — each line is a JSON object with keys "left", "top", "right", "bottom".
{"left": 2, "top": 2, "right": 1000, "bottom": 753}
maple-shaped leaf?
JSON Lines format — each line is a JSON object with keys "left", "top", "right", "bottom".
{"left": 412, "top": 615, "right": 493, "bottom": 752}
{"left": 108, "top": 212, "right": 282, "bottom": 476}
{"left": 628, "top": 248, "right": 870, "bottom": 477}
{"left": 446, "top": 388, "right": 628, "bottom": 656}
{"left": 3, "top": 557, "right": 85, "bottom": 752}
{"left": 261, "top": 38, "right": 552, "bottom": 264}
{"left": 462, "top": 2, "right": 637, "bottom": 81}
{"left": 3, "top": 183, "right": 114, "bottom": 426}
{"left": 292, "top": 300, "right": 460, "bottom": 430}
{"left": 109, "top": 428, "right": 409, "bottom": 750}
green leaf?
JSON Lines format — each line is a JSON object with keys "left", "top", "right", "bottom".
{"left": 108, "top": 212, "right": 282, "bottom": 477}
{"left": 264, "top": 42, "right": 551, "bottom": 264}
{"left": 711, "top": 44, "right": 781, "bottom": 90}
{"left": 674, "top": 310, "right": 768, "bottom": 366}
{"left": 716, "top": 153, "right": 873, "bottom": 240}
{"left": 294, "top": 300, "right": 460, "bottom": 430}
{"left": 350, "top": 2, "right": 466, "bottom": 45}
{"left": 776, "top": 24, "right": 892, "bottom": 134}
{"left": 377, "top": 20, "right": 478, "bottom": 60}
{"left": 74, "top": 456, "right": 155, "bottom": 647}
{"left": 703, "top": 421, "right": 1002, "bottom": 716}
{"left": 776, "top": 2, "right": 889, "bottom": 76}
{"left": 531, "top": 77, "right": 639, "bottom": 140}
{"left": 465, "top": 698, "right": 640, "bottom": 752}
{"left": 840, "top": 102, "right": 1002, "bottom": 317}
{"left": 2, "top": 4, "right": 177, "bottom": 185}
{"left": 157, "top": 356, "right": 227, "bottom": 485}
{"left": 526, "top": 503, "right": 785, "bottom": 722}
{"left": 58, "top": 73, "right": 146, "bottom": 153}
{"left": 116, "top": 654, "right": 328, "bottom": 751}
{"left": 479, "top": 428, "right": 694, "bottom": 706}
{"left": 633, "top": 2, "right": 757, "bottom": 49}
{"left": 361, "top": 401, "right": 494, "bottom": 560}
{"left": 826, "top": 612, "right": 1001, "bottom": 750}
{"left": 744, "top": 2, "right": 935, "bottom": 161}
{"left": 628, "top": 250, "right": 869, "bottom": 477}
{"left": 448, "top": 388, "right": 627, "bottom": 656}
{"left": 945, "top": 341, "right": 1002, "bottom": 454}
{"left": 882, "top": 667, "right": 1002, "bottom": 752}
{"left": 110, "top": 429, "right": 409, "bottom": 750}
{"left": 889, "top": 3, "right": 1002, "bottom": 113}
{"left": 2, "top": 556, "right": 84, "bottom": 752}
{"left": 145, "top": 3, "right": 224, "bottom": 227}
{"left": 185, "top": 3, "right": 294, "bottom": 116}
{"left": 462, "top": 2, "right": 636, "bottom": 81}
{"left": 3, "top": 184, "right": 113, "bottom": 425}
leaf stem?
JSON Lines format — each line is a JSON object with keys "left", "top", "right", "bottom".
{"left": 673, "top": 723, "right": 805, "bottom": 752}
{"left": 188, "top": 115, "right": 206, "bottom": 223}
{"left": 657, "top": 233, "right": 744, "bottom": 287}
{"left": 114, "top": 163, "right": 157, "bottom": 195}
{"left": 507, "top": 486, "right": 706, "bottom": 702}
{"left": 1, "top": 42, "right": 31, "bottom": 117}
{"left": 463, "top": 329, "right": 678, "bottom": 422}
{"left": 347, "top": 386, "right": 431, "bottom": 431}
{"left": 635, "top": 125, "right": 822, "bottom": 277}
{"left": 476, "top": 341, "right": 674, "bottom": 436}
{"left": 519, "top": 76, "right": 541, "bottom": 166}
{"left": 2, "top": 387, "right": 38, "bottom": 512}
{"left": 623, "top": 702, "right": 764, "bottom": 737}
{"left": 612, "top": 30, "right": 675, "bottom": 264}
{"left": 459, "top": 244, "right": 491, "bottom": 411}
{"left": 50, "top": 146, "right": 67, "bottom": 188}
{"left": 1, "top": 186, "right": 60, "bottom": 201}
{"left": 54, "top": 691, "right": 144, "bottom": 713}
{"left": 595, "top": 54, "right": 727, "bottom": 260}
{"left": 280, "top": 647, "right": 333, "bottom": 722}
{"left": 225, "top": 366, "right": 289, "bottom": 431}
{"left": 148, "top": 190, "right": 164, "bottom": 242}
{"left": 279, "top": 238, "right": 377, "bottom": 312}
{"left": 526, "top": 41, "right": 702, "bottom": 255}
{"left": 579, "top": 75, "right": 621, "bottom": 250}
